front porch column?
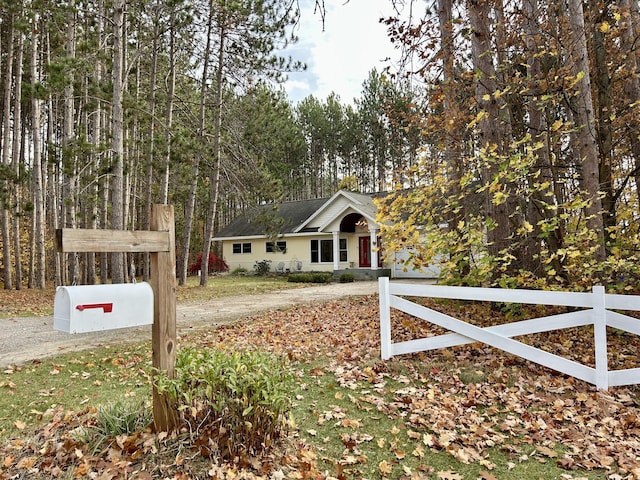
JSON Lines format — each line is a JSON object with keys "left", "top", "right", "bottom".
{"left": 332, "top": 231, "right": 340, "bottom": 271}
{"left": 370, "top": 229, "right": 378, "bottom": 270}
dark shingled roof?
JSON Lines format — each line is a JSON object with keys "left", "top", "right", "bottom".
{"left": 214, "top": 197, "right": 330, "bottom": 238}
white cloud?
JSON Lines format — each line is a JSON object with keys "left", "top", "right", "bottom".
{"left": 281, "top": 0, "right": 401, "bottom": 104}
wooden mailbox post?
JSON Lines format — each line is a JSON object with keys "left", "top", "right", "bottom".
{"left": 56, "top": 204, "right": 177, "bottom": 431}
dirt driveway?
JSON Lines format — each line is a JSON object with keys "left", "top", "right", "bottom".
{"left": 0, "top": 281, "right": 380, "bottom": 368}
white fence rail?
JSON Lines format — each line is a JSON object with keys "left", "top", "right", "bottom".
{"left": 378, "top": 277, "right": 640, "bottom": 390}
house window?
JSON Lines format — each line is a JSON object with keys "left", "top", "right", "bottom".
{"left": 266, "top": 241, "right": 287, "bottom": 253}
{"left": 310, "top": 239, "right": 339, "bottom": 263}
{"left": 339, "top": 238, "right": 348, "bottom": 262}
{"left": 232, "top": 242, "right": 252, "bottom": 254}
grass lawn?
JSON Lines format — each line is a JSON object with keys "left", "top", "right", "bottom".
{"left": 2, "top": 290, "right": 639, "bottom": 479}
{"left": 0, "top": 274, "right": 296, "bottom": 318}
{"left": 176, "top": 274, "right": 302, "bottom": 302}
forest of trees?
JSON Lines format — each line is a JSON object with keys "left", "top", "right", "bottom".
{"left": 0, "top": 0, "right": 420, "bottom": 289}
{"left": 0, "top": 0, "right": 639, "bottom": 291}
{"left": 377, "top": 0, "right": 640, "bottom": 290}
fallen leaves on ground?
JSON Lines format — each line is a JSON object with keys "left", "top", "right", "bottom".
{"left": 184, "top": 295, "right": 640, "bottom": 478}
{"left": 1, "top": 294, "right": 640, "bottom": 479}
{"left": 0, "top": 285, "right": 55, "bottom": 317}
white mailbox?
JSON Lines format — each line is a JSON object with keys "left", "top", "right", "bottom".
{"left": 54, "top": 282, "right": 154, "bottom": 334}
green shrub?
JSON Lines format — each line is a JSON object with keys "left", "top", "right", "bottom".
{"left": 287, "top": 272, "right": 332, "bottom": 284}
{"left": 287, "top": 273, "right": 311, "bottom": 283}
{"left": 339, "top": 273, "right": 355, "bottom": 283}
{"left": 312, "top": 272, "right": 333, "bottom": 283}
{"left": 253, "top": 259, "right": 271, "bottom": 275}
{"left": 155, "top": 348, "right": 294, "bottom": 460}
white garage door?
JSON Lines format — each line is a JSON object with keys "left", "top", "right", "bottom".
{"left": 392, "top": 249, "right": 442, "bottom": 279}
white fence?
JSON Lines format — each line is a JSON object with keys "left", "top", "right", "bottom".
{"left": 378, "top": 277, "right": 640, "bottom": 390}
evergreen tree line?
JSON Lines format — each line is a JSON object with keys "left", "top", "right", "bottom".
{"left": 377, "top": 0, "right": 640, "bottom": 289}
{"left": 3, "top": 0, "right": 639, "bottom": 291}
{"left": 0, "top": 0, "right": 420, "bottom": 289}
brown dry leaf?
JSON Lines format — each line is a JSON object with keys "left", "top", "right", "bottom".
{"left": 341, "top": 418, "right": 363, "bottom": 428}
{"left": 557, "top": 457, "right": 576, "bottom": 470}
{"left": 478, "top": 471, "right": 498, "bottom": 480}
{"left": 13, "top": 420, "right": 26, "bottom": 430}
{"left": 423, "top": 433, "right": 435, "bottom": 447}
{"left": 73, "top": 461, "right": 90, "bottom": 477}
{"left": 536, "top": 445, "right": 558, "bottom": 458}
{"left": 342, "top": 455, "right": 360, "bottom": 465}
{"left": 16, "top": 456, "right": 37, "bottom": 469}
{"left": 394, "top": 449, "right": 406, "bottom": 460}
{"left": 379, "top": 459, "right": 394, "bottom": 474}
{"left": 437, "top": 471, "right": 464, "bottom": 480}
{"left": 479, "top": 459, "right": 496, "bottom": 471}
{"left": 412, "top": 445, "right": 425, "bottom": 458}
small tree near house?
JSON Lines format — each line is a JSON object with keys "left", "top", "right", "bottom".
{"left": 188, "top": 252, "right": 228, "bottom": 275}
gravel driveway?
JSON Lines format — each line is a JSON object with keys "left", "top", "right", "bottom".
{"left": 0, "top": 281, "right": 380, "bottom": 368}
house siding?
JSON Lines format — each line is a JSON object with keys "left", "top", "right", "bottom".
{"left": 221, "top": 233, "right": 364, "bottom": 273}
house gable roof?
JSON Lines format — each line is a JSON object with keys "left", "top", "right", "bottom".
{"left": 214, "top": 197, "right": 329, "bottom": 239}
{"left": 295, "top": 190, "right": 377, "bottom": 233}
{"left": 213, "top": 190, "right": 380, "bottom": 240}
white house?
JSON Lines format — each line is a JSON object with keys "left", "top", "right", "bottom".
{"left": 213, "top": 190, "right": 439, "bottom": 279}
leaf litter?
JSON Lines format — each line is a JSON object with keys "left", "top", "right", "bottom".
{"left": 1, "top": 294, "right": 639, "bottom": 479}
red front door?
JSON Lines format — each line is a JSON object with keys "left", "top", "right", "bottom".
{"left": 359, "top": 236, "right": 370, "bottom": 267}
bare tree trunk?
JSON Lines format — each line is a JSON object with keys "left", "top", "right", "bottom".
{"left": 588, "top": 0, "right": 615, "bottom": 247}
{"left": 96, "top": 0, "right": 108, "bottom": 285}
{"left": 1, "top": 15, "right": 15, "bottom": 289}
{"left": 78, "top": 39, "right": 95, "bottom": 285}
{"left": 11, "top": 24, "right": 24, "bottom": 290}
{"left": 87, "top": 1, "right": 105, "bottom": 285}
{"left": 111, "top": 0, "right": 126, "bottom": 283}
{"left": 618, "top": 0, "right": 640, "bottom": 208}
{"left": 438, "top": 0, "right": 470, "bottom": 276}
{"left": 523, "top": 0, "right": 565, "bottom": 280}
{"left": 44, "top": 30, "right": 61, "bottom": 285}
{"left": 200, "top": 24, "right": 226, "bottom": 287}
{"left": 63, "top": 5, "right": 79, "bottom": 284}
{"left": 123, "top": 30, "right": 135, "bottom": 238}
{"left": 100, "top": 172, "right": 109, "bottom": 283}
{"left": 467, "top": 0, "right": 512, "bottom": 264}
{"left": 178, "top": 4, "right": 214, "bottom": 286}
{"left": 31, "top": 12, "right": 45, "bottom": 289}
{"left": 566, "top": 0, "right": 606, "bottom": 263}
{"left": 161, "top": 8, "right": 176, "bottom": 206}
{"left": 143, "top": 0, "right": 161, "bottom": 281}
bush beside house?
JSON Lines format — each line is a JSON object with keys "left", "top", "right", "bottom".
{"left": 188, "top": 253, "right": 229, "bottom": 275}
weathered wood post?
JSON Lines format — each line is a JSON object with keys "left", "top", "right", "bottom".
{"left": 56, "top": 204, "right": 177, "bottom": 431}
{"left": 149, "top": 204, "right": 178, "bottom": 430}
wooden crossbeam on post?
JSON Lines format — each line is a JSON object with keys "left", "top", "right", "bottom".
{"left": 56, "top": 204, "right": 177, "bottom": 432}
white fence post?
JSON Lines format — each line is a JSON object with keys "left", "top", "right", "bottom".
{"left": 379, "top": 277, "right": 392, "bottom": 360}
{"left": 593, "top": 285, "right": 608, "bottom": 390}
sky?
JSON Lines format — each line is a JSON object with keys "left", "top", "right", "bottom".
{"left": 281, "top": 0, "right": 404, "bottom": 105}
